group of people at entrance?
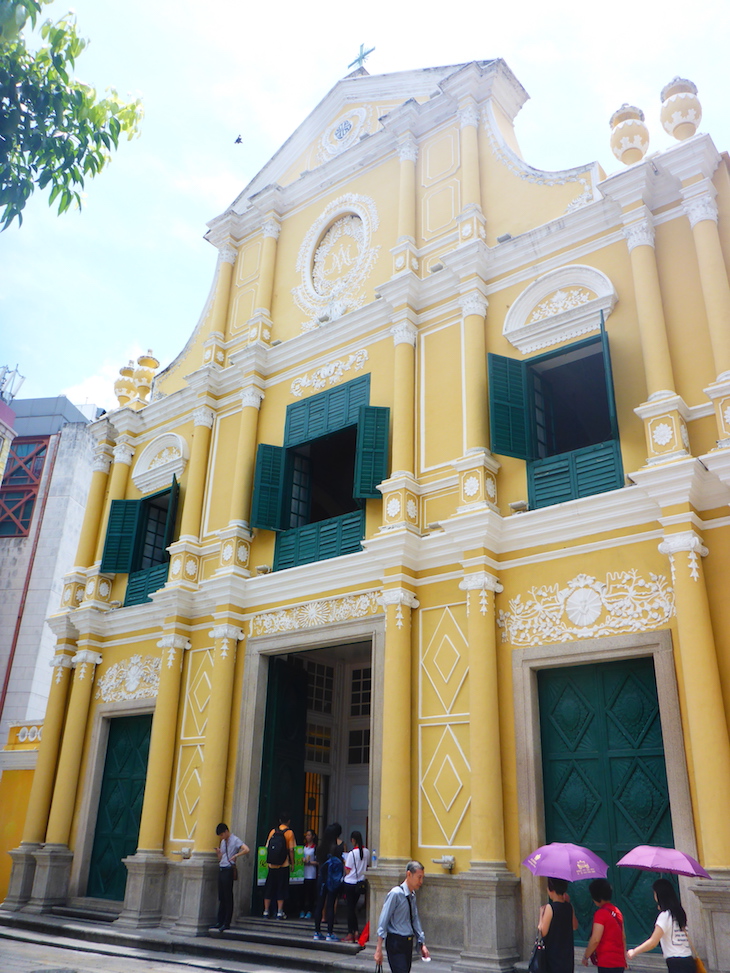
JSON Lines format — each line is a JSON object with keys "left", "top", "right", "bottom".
{"left": 259, "top": 813, "right": 371, "bottom": 943}
{"left": 539, "top": 877, "right": 696, "bottom": 973}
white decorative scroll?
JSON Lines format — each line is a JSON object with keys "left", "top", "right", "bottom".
{"left": 459, "top": 293, "right": 488, "bottom": 319}
{"left": 658, "top": 531, "right": 708, "bottom": 582}
{"left": 219, "top": 244, "right": 237, "bottom": 265}
{"left": 209, "top": 624, "right": 244, "bottom": 659}
{"left": 132, "top": 432, "right": 189, "bottom": 494}
{"left": 623, "top": 218, "right": 655, "bottom": 251}
{"left": 497, "top": 571, "right": 674, "bottom": 645}
{"left": 684, "top": 194, "right": 718, "bottom": 228}
{"left": 459, "top": 572, "right": 503, "bottom": 615}
{"left": 193, "top": 407, "right": 215, "bottom": 428}
{"left": 391, "top": 323, "right": 417, "bottom": 347}
{"left": 291, "top": 349, "right": 369, "bottom": 397}
{"left": 293, "top": 194, "right": 380, "bottom": 330}
{"left": 95, "top": 654, "right": 161, "bottom": 701}
{"left": 158, "top": 634, "right": 191, "bottom": 669}
{"left": 380, "top": 588, "right": 420, "bottom": 628}
{"left": 251, "top": 591, "right": 380, "bottom": 637}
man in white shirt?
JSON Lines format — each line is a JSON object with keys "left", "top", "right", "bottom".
{"left": 214, "top": 822, "right": 248, "bottom": 931}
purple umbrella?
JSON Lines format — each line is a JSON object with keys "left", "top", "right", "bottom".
{"left": 523, "top": 842, "right": 609, "bottom": 882}
{"left": 616, "top": 845, "right": 711, "bottom": 879}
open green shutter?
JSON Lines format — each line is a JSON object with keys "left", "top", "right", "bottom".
{"left": 162, "top": 475, "right": 179, "bottom": 556}
{"left": 250, "top": 444, "right": 287, "bottom": 530}
{"left": 100, "top": 499, "right": 143, "bottom": 573}
{"left": 488, "top": 353, "right": 530, "bottom": 459}
{"left": 353, "top": 406, "right": 390, "bottom": 498}
{"left": 284, "top": 374, "right": 371, "bottom": 447}
{"left": 599, "top": 312, "right": 620, "bottom": 441}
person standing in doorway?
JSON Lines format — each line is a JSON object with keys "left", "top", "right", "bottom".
{"left": 300, "top": 829, "right": 318, "bottom": 919}
{"left": 263, "top": 812, "right": 295, "bottom": 919}
{"left": 375, "top": 861, "right": 430, "bottom": 972}
{"left": 213, "top": 822, "right": 249, "bottom": 932}
{"left": 313, "top": 822, "right": 346, "bottom": 941}
{"left": 343, "top": 829, "right": 370, "bottom": 942}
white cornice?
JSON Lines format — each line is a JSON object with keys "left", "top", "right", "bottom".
{"left": 630, "top": 457, "right": 730, "bottom": 511}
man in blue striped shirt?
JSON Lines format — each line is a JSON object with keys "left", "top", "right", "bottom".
{"left": 375, "top": 861, "right": 430, "bottom": 971}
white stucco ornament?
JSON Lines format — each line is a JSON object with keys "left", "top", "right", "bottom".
{"left": 132, "top": 433, "right": 189, "bottom": 494}
{"left": 386, "top": 496, "right": 402, "bottom": 519}
{"left": 95, "top": 654, "right": 161, "bottom": 702}
{"left": 497, "top": 571, "right": 674, "bottom": 645}
{"left": 251, "top": 591, "right": 380, "bottom": 636}
{"left": 406, "top": 498, "right": 418, "bottom": 520}
{"left": 463, "top": 475, "right": 480, "bottom": 498}
{"left": 293, "top": 194, "right": 380, "bottom": 330}
{"left": 652, "top": 422, "right": 673, "bottom": 447}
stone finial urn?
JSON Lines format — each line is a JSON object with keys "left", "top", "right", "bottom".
{"left": 133, "top": 350, "right": 160, "bottom": 402}
{"left": 113, "top": 361, "right": 135, "bottom": 407}
{"left": 610, "top": 104, "right": 649, "bottom": 165}
{"left": 660, "top": 77, "right": 701, "bottom": 141}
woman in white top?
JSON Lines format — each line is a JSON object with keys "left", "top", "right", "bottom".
{"left": 343, "top": 830, "right": 370, "bottom": 942}
{"left": 627, "top": 878, "right": 694, "bottom": 973}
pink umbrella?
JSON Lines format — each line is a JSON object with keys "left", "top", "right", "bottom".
{"left": 616, "top": 845, "right": 711, "bottom": 879}
{"left": 523, "top": 842, "right": 609, "bottom": 882}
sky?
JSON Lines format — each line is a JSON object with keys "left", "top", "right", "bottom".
{"left": 2, "top": 0, "right": 730, "bottom": 410}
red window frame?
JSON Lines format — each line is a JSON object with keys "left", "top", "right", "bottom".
{"left": 0, "top": 436, "right": 49, "bottom": 537}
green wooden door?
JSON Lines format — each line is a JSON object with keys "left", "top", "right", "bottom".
{"left": 253, "top": 658, "right": 308, "bottom": 908}
{"left": 87, "top": 714, "right": 152, "bottom": 901}
{"left": 538, "top": 657, "right": 674, "bottom": 947}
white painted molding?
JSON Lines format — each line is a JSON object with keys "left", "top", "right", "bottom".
{"left": 503, "top": 264, "right": 617, "bottom": 354}
{"left": 209, "top": 624, "right": 245, "bottom": 642}
{"left": 132, "top": 432, "right": 189, "bottom": 494}
{"left": 380, "top": 588, "right": 419, "bottom": 609}
{"left": 459, "top": 572, "right": 503, "bottom": 593}
{"left": 658, "top": 530, "right": 708, "bottom": 557}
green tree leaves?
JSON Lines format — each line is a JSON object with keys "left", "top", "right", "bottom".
{"left": 0, "top": 0, "right": 143, "bottom": 229}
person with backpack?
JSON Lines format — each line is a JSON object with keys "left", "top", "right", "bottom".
{"left": 312, "top": 822, "right": 345, "bottom": 941}
{"left": 263, "top": 812, "right": 295, "bottom": 919}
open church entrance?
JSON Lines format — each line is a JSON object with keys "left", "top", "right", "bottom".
{"left": 254, "top": 640, "right": 372, "bottom": 912}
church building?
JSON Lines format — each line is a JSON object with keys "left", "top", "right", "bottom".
{"left": 4, "top": 60, "right": 730, "bottom": 971}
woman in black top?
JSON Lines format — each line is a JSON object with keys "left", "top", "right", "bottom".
{"left": 539, "top": 877, "right": 579, "bottom": 973}
{"left": 312, "top": 822, "right": 345, "bottom": 942}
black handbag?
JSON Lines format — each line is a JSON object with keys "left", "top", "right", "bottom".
{"left": 528, "top": 931, "right": 545, "bottom": 973}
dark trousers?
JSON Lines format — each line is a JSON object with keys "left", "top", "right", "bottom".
{"left": 345, "top": 881, "right": 362, "bottom": 933}
{"left": 217, "top": 866, "right": 235, "bottom": 928}
{"left": 385, "top": 932, "right": 414, "bottom": 973}
{"left": 314, "top": 883, "right": 339, "bottom": 934}
{"left": 303, "top": 877, "right": 317, "bottom": 914}
{"left": 666, "top": 960, "right": 695, "bottom": 973}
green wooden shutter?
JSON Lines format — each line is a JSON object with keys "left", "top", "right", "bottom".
{"left": 162, "top": 475, "right": 179, "bottom": 555}
{"left": 600, "top": 312, "right": 620, "bottom": 441}
{"left": 575, "top": 441, "right": 623, "bottom": 498}
{"left": 250, "top": 444, "right": 287, "bottom": 530}
{"left": 488, "top": 353, "right": 530, "bottom": 459}
{"left": 284, "top": 374, "right": 371, "bottom": 447}
{"left": 101, "top": 500, "right": 143, "bottom": 573}
{"left": 529, "top": 454, "right": 574, "bottom": 508}
{"left": 340, "top": 508, "right": 365, "bottom": 554}
{"left": 353, "top": 406, "right": 390, "bottom": 498}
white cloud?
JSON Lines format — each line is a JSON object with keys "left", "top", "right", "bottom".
{"left": 61, "top": 344, "right": 146, "bottom": 412}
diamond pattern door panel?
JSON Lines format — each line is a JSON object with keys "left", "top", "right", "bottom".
{"left": 87, "top": 714, "right": 152, "bottom": 901}
{"left": 538, "top": 658, "right": 673, "bottom": 947}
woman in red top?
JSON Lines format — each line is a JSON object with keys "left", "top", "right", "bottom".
{"left": 581, "top": 879, "right": 627, "bottom": 973}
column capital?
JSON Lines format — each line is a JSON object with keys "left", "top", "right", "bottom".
{"left": 209, "top": 624, "right": 244, "bottom": 642}
{"left": 380, "top": 588, "right": 419, "bottom": 610}
{"left": 623, "top": 214, "right": 655, "bottom": 251}
{"left": 459, "top": 572, "right": 503, "bottom": 593}
{"left": 391, "top": 322, "right": 418, "bottom": 347}
{"left": 262, "top": 218, "right": 281, "bottom": 240}
{"left": 112, "top": 440, "right": 135, "bottom": 466}
{"left": 91, "top": 449, "right": 113, "bottom": 474}
{"left": 193, "top": 406, "right": 215, "bottom": 429}
{"left": 658, "top": 530, "right": 708, "bottom": 558}
{"left": 218, "top": 244, "right": 237, "bottom": 265}
{"left": 49, "top": 653, "right": 74, "bottom": 675}
{"left": 459, "top": 102, "right": 480, "bottom": 129}
{"left": 157, "top": 634, "right": 191, "bottom": 650}
{"left": 241, "top": 386, "right": 265, "bottom": 410}
{"left": 459, "top": 291, "right": 488, "bottom": 318}
{"left": 684, "top": 192, "right": 718, "bottom": 228}
{"left": 398, "top": 136, "right": 419, "bottom": 164}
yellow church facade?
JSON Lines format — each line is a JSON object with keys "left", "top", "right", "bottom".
{"left": 4, "top": 60, "right": 730, "bottom": 970}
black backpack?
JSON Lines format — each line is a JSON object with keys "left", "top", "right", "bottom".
{"left": 325, "top": 854, "right": 344, "bottom": 891}
{"left": 266, "top": 828, "right": 289, "bottom": 865}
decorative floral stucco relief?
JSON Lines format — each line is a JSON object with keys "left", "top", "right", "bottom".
{"left": 529, "top": 288, "right": 594, "bottom": 322}
{"left": 291, "top": 349, "right": 368, "bottom": 397}
{"left": 250, "top": 591, "right": 380, "bottom": 637}
{"left": 95, "top": 654, "right": 161, "bottom": 702}
{"left": 497, "top": 572, "right": 674, "bottom": 645}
